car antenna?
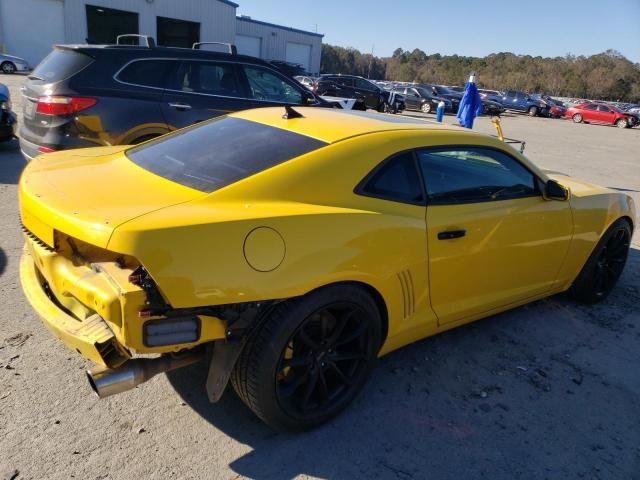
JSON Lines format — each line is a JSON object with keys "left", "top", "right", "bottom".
{"left": 282, "top": 105, "right": 304, "bottom": 119}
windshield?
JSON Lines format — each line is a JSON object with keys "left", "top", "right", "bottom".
{"left": 126, "top": 117, "right": 327, "bottom": 193}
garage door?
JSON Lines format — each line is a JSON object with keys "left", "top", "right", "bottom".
{"left": 286, "top": 42, "right": 311, "bottom": 73}
{"left": 236, "top": 35, "right": 262, "bottom": 58}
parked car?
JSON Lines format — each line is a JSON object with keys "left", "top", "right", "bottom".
{"left": 478, "top": 89, "right": 503, "bottom": 101}
{"left": 499, "top": 91, "right": 551, "bottom": 116}
{"left": 0, "top": 53, "right": 32, "bottom": 74}
{"left": 531, "top": 94, "right": 566, "bottom": 118}
{"left": 20, "top": 106, "right": 634, "bottom": 430}
{"left": 565, "top": 102, "right": 635, "bottom": 128}
{"left": 481, "top": 98, "right": 505, "bottom": 116}
{"left": 392, "top": 86, "right": 451, "bottom": 113}
{"left": 20, "top": 42, "right": 329, "bottom": 160}
{"left": 294, "top": 75, "right": 316, "bottom": 89}
{"left": 313, "top": 75, "right": 405, "bottom": 112}
{"left": 0, "top": 82, "right": 17, "bottom": 141}
{"left": 421, "top": 84, "right": 462, "bottom": 111}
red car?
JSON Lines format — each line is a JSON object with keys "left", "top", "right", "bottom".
{"left": 565, "top": 102, "right": 634, "bottom": 128}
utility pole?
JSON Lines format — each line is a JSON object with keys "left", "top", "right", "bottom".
{"left": 367, "top": 43, "right": 375, "bottom": 79}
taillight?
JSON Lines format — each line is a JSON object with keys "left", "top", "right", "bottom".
{"left": 36, "top": 96, "right": 97, "bottom": 116}
{"left": 37, "top": 146, "right": 57, "bottom": 154}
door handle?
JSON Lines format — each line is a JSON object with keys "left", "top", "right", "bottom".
{"left": 168, "top": 102, "right": 192, "bottom": 111}
{"left": 437, "top": 229, "right": 466, "bottom": 240}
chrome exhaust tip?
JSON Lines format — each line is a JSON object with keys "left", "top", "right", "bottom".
{"left": 87, "top": 351, "right": 202, "bottom": 399}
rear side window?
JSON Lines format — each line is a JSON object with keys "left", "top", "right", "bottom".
{"left": 243, "top": 65, "right": 303, "bottom": 103}
{"left": 30, "top": 49, "right": 93, "bottom": 82}
{"left": 358, "top": 151, "right": 424, "bottom": 204}
{"left": 126, "top": 117, "right": 327, "bottom": 192}
{"left": 170, "top": 61, "right": 242, "bottom": 97}
{"left": 116, "top": 60, "right": 174, "bottom": 88}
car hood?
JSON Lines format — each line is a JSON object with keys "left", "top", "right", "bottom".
{"left": 19, "top": 146, "right": 206, "bottom": 249}
{"left": 1, "top": 54, "right": 26, "bottom": 62}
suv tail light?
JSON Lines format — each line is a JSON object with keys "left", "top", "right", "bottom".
{"left": 36, "top": 96, "right": 97, "bottom": 116}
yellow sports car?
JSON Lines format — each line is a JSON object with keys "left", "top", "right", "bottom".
{"left": 19, "top": 107, "right": 634, "bottom": 430}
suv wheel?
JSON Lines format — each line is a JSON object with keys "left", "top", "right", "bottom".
{"left": 528, "top": 106, "right": 538, "bottom": 116}
{"left": 231, "top": 284, "right": 382, "bottom": 431}
{"left": 421, "top": 102, "right": 432, "bottom": 114}
{"left": 616, "top": 118, "right": 629, "bottom": 129}
{"left": 1, "top": 62, "right": 16, "bottom": 74}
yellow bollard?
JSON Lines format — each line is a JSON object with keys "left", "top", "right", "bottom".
{"left": 491, "top": 117, "right": 504, "bottom": 141}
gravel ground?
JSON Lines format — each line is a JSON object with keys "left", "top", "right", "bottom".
{"left": 1, "top": 73, "right": 639, "bottom": 480}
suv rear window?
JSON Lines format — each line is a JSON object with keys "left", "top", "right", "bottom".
{"left": 126, "top": 117, "right": 327, "bottom": 192}
{"left": 30, "top": 49, "right": 93, "bottom": 83}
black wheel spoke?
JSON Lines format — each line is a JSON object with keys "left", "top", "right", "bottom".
{"left": 300, "top": 369, "right": 320, "bottom": 411}
{"left": 280, "top": 372, "right": 308, "bottom": 398}
{"left": 330, "top": 351, "right": 365, "bottom": 362}
{"left": 318, "top": 371, "right": 330, "bottom": 404}
{"left": 282, "top": 356, "right": 312, "bottom": 370}
{"left": 298, "top": 328, "right": 320, "bottom": 350}
{"left": 334, "top": 322, "right": 368, "bottom": 347}
{"left": 328, "top": 361, "right": 354, "bottom": 386}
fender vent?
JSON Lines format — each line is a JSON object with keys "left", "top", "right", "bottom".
{"left": 397, "top": 269, "right": 415, "bottom": 319}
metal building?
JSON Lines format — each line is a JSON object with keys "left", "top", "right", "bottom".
{"left": 0, "top": 0, "right": 323, "bottom": 74}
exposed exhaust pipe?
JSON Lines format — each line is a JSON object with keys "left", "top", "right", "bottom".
{"left": 87, "top": 351, "right": 203, "bottom": 399}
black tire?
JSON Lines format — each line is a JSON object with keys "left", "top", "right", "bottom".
{"left": 572, "top": 113, "right": 583, "bottom": 123}
{"left": 569, "top": 218, "right": 632, "bottom": 304}
{"left": 1, "top": 61, "right": 16, "bottom": 74}
{"left": 616, "top": 118, "right": 629, "bottom": 129}
{"left": 231, "top": 284, "right": 382, "bottom": 431}
{"left": 421, "top": 102, "right": 432, "bottom": 114}
{"left": 528, "top": 106, "right": 538, "bottom": 116}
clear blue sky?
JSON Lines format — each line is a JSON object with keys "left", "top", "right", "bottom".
{"left": 236, "top": 0, "right": 640, "bottom": 63}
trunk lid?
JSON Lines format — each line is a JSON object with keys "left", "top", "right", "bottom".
{"left": 20, "top": 146, "right": 206, "bottom": 249}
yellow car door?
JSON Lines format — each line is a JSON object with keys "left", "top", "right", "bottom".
{"left": 417, "top": 146, "right": 573, "bottom": 326}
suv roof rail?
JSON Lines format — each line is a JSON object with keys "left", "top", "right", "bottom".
{"left": 116, "top": 34, "right": 156, "bottom": 48}
{"left": 192, "top": 42, "right": 237, "bottom": 55}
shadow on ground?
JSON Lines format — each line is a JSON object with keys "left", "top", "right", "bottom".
{"left": 0, "top": 138, "right": 25, "bottom": 184}
{"left": 168, "top": 248, "right": 640, "bottom": 479}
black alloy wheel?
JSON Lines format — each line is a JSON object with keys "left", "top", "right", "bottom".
{"left": 570, "top": 218, "right": 632, "bottom": 303}
{"left": 231, "top": 284, "right": 381, "bottom": 431}
{"left": 590, "top": 226, "right": 631, "bottom": 300}
{"left": 275, "top": 302, "right": 372, "bottom": 418}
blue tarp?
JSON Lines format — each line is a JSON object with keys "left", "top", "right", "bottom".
{"left": 456, "top": 81, "right": 483, "bottom": 129}
{"left": 0, "top": 83, "right": 9, "bottom": 102}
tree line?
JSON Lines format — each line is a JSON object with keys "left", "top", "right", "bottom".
{"left": 320, "top": 44, "right": 640, "bottom": 102}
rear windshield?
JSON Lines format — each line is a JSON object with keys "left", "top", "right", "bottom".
{"left": 126, "top": 117, "right": 327, "bottom": 192}
{"left": 30, "top": 49, "right": 93, "bottom": 83}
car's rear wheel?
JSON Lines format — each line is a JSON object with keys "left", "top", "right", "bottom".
{"left": 572, "top": 113, "right": 583, "bottom": 123}
{"left": 1, "top": 62, "right": 16, "bottom": 74}
{"left": 528, "top": 106, "right": 538, "bottom": 116}
{"left": 569, "top": 218, "right": 632, "bottom": 304}
{"left": 421, "top": 102, "right": 432, "bottom": 113}
{"left": 616, "top": 118, "right": 629, "bottom": 129}
{"left": 231, "top": 284, "right": 382, "bottom": 431}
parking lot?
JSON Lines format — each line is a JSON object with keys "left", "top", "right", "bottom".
{"left": 1, "top": 72, "right": 639, "bottom": 480}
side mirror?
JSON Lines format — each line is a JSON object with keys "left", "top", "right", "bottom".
{"left": 544, "top": 179, "right": 569, "bottom": 201}
{"left": 301, "top": 91, "right": 316, "bottom": 105}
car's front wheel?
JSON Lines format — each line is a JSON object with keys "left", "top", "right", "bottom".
{"left": 572, "top": 113, "right": 583, "bottom": 123}
{"left": 421, "top": 102, "right": 432, "bottom": 113}
{"left": 569, "top": 218, "right": 632, "bottom": 304}
{"left": 231, "top": 284, "right": 382, "bottom": 431}
{"left": 528, "top": 106, "right": 538, "bottom": 116}
{"left": 616, "top": 118, "right": 629, "bottom": 129}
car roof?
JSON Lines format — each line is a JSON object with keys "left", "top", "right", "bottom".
{"left": 230, "top": 107, "right": 471, "bottom": 143}
{"left": 57, "top": 44, "right": 273, "bottom": 68}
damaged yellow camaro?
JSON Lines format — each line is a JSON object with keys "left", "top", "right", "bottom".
{"left": 19, "top": 107, "right": 634, "bottom": 430}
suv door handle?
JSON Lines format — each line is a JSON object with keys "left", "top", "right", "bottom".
{"left": 437, "top": 229, "right": 466, "bottom": 240}
{"left": 168, "top": 102, "right": 192, "bottom": 111}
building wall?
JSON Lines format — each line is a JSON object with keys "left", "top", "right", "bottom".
{"left": 62, "top": 0, "right": 236, "bottom": 45}
{"left": 0, "top": 0, "right": 322, "bottom": 73}
{"left": 236, "top": 17, "right": 322, "bottom": 75}
{"left": 0, "top": 0, "right": 65, "bottom": 66}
